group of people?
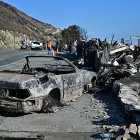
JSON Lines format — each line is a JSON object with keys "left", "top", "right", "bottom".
{"left": 46, "top": 40, "right": 78, "bottom": 56}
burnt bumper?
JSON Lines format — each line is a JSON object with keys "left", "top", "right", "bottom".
{"left": 0, "top": 99, "right": 22, "bottom": 112}
{"left": 0, "top": 99, "right": 41, "bottom": 113}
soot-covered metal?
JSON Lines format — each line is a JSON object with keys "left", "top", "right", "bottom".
{"left": 0, "top": 55, "right": 96, "bottom": 113}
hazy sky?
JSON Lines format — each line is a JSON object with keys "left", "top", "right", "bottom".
{"left": 2, "top": 0, "right": 140, "bottom": 41}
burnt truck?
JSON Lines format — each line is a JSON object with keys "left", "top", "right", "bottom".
{"left": 0, "top": 55, "right": 96, "bottom": 113}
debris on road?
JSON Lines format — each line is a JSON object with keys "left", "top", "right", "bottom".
{"left": 91, "top": 36, "right": 140, "bottom": 124}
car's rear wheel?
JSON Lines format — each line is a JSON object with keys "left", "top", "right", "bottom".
{"left": 84, "top": 76, "right": 97, "bottom": 93}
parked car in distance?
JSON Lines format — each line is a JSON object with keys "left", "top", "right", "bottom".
{"left": 21, "top": 41, "right": 45, "bottom": 50}
{"left": 21, "top": 40, "right": 28, "bottom": 49}
{"left": 0, "top": 55, "right": 96, "bottom": 113}
{"left": 31, "top": 41, "right": 44, "bottom": 50}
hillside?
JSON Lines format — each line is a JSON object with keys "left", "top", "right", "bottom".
{"left": 0, "top": 1, "right": 61, "bottom": 49}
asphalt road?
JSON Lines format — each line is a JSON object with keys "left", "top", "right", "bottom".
{"left": 0, "top": 49, "right": 49, "bottom": 66}
{"left": 0, "top": 49, "right": 130, "bottom": 140}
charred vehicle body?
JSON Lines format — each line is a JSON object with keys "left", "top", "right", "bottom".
{"left": 0, "top": 55, "right": 96, "bottom": 113}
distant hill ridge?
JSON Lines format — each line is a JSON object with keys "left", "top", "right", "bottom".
{"left": 0, "top": 1, "right": 61, "bottom": 49}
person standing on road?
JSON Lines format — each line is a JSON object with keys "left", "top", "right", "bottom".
{"left": 47, "top": 40, "right": 55, "bottom": 56}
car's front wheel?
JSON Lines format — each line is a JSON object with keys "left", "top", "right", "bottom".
{"left": 42, "top": 89, "right": 62, "bottom": 113}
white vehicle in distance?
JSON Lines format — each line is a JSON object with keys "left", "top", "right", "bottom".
{"left": 21, "top": 41, "right": 45, "bottom": 50}
{"left": 31, "top": 41, "right": 44, "bottom": 50}
{"left": 21, "top": 40, "right": 28, "bottom": 49}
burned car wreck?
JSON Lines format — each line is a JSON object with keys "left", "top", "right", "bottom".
{"left": 0, "top": 56, "right": 96, "bottom": 113}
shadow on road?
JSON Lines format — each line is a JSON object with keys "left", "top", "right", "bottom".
{"left": 92, "top": 89, "right": 130, "bottom": 126}
{"left": 0, "top": 112, "right": 31, "bottom": 117}
{"left": 0, "top": 137, "right": 37, "bottom": 140}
